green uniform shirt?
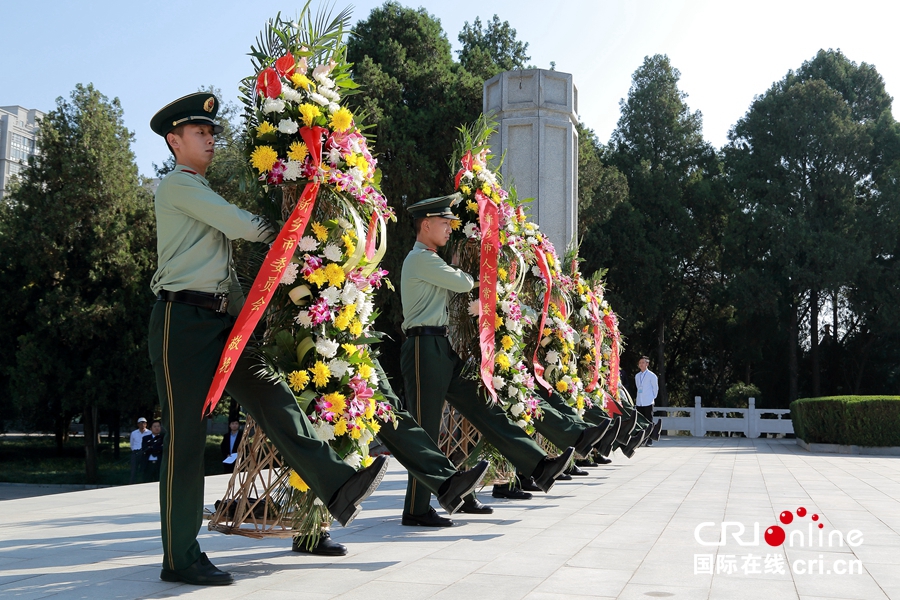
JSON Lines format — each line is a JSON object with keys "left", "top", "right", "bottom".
{"left": 401, "top": 241, "right": 474, "bottom": 331}
{"left": 150, "top": 165, "right": 273, "bottom": 294}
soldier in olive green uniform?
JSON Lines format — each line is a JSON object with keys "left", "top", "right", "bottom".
{"left": 147, "top": 93, "right": 392, "bottom": 586}
{"left": 399, "top": 194, "right": 575, "bottom": 527}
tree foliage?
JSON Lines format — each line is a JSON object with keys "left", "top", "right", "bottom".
{"left": 457, "top": 15, "right": 530, "bottom": 81}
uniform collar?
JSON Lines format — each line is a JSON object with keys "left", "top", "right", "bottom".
{"left": 414, "top": 241, "right": 438, "bottom": 253}
{"left": 174, "top": 164, "right": 207, "bottom": 181}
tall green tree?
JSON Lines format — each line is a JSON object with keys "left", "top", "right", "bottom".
{"left": 0, "top": 84, "right": 157, "bottom": 481}
{"left": 582, "top": 55, "right": 727, "bottom": 405}
{"left": 575, "top": 121, "right": 628, "bottom": 240}
{"left": 457, "top": 15, "right": 530, "bottom": 81}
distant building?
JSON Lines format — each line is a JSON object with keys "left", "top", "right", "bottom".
{"left": 1, "top": 105, "right": 44, "bottom": 198}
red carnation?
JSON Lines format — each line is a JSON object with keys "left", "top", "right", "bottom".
{"left": 256, "top": 68, "right": 282, "bottom": 99}
{"left": 275, "top": 54, "right": 296, "bottom": 78}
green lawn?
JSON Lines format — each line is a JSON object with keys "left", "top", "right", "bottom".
{"left": 0, "top": 434, "right": 225, "bottom": 486}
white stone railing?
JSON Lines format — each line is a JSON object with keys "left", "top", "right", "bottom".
{"left": 656, "top": 397, "right": 793, "bottom": 437}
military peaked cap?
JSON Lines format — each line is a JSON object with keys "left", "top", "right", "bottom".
{"left": 407, "top": 193, "right": 462, "bottom": 220}
{"left": 150, "top": 92, "right": 224, "bottom": 137}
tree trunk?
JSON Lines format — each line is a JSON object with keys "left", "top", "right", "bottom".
{"left": 789, "top": 300, "right": 799, "bottom": 402}
{"left": 54, "top": 414, "right": 70, "bottom": 455}
{"left": 112, "top": 409, "right": 121, "bottom": 461}
{"left": 84, "top": 404, "right": 99, "bottom": 484}
{"left": 810, "top": 289, "right": 820, "bottom": 397}
{"left": 656, "top": 314, "right": 667, "bottom": 406}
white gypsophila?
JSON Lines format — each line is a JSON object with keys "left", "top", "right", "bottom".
{"left": 510, "top": 402, "right": 525, "bottom": 416}
{"left": 328, "top": 359, "right": 351, "bottom": 379}
{"left": 278, "top": 119, "right": 298, "bottom": 134}
{"left": 283, "top": 160, "right": 303, "bottom": 181}
{"left": 295, "top": 310, "right": 313, "bottom": 327}
{"left": 315, "top": 337, "right": 339, "bottom": 358}
{"left": 297, "top": 236, "right": 319, "bottom": 252}
{"left": 280, "top": 262, "right": 299, "bottom": 286}
{"left": 327, "top": 147, "right": 343, "bottom": 166}
{"left": 463, "top": 222, "right": 479, "bottom": 238}
{"left": 545, "top": 350, "right": 560, "bottom": 365}
{"left": 320, "top": 286, "right": 341, "bottom": 305}
{"left": 281, "top": 87, "right": 303, "bottom": 103}
{"left": 312, "top": 419, "right": 335, "bottom": 443}
{"left": 338, "top": 217, "right": 352, "bottom": 230}
{"left": 343, "top": 452, "right": 362, "bottom": 469}
{"left": 262, "top": 98, "right": 286, "bottom": 114}
{"left": 322, "top": 243, "right": 343, "bottom": 262}
{"left": 357, "top": 299, "right": 374, "bottom": 322}
{"left": 309, "top": 92, "right": 330, "bottom": 106}
{"left": 341, "top": 282, "right": 360, "bottom": 305}
{"left": 492, "top": 375, "right": 505, "bottom": 390}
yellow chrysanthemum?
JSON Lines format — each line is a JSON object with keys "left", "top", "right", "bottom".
{"left": 450, "top": 219, "right": 461, "bottom": 230}
{"left": 311, "top": 222, "right": 329, "bottom": 242}
{"left": 324, "top": 263, "right": 345, "bottom": 287}
{"left": 543, "top": 327, "right": 552, "bottom": 336}
{"left": 305, "top": 268, "right": 327, "bottom": 287}
{"left": 289, "top": 471, "right": 310, "bottom": 492}
{"left": 333, "top": 418, "right": 348, "bottom": 437}
{"left": 291, "top": 73, "right": 313, "bottom": 89}
{"left": 342, "top": 343, "right": 358, "bottom": 356}
{"left": 288, "top": 141, "right": 309, "bottom": 162}
{"left": 460, "top": 185, "right": 471, "bottom": 195}
{"left": 256, "top": 121, "right": 276, "bottom": 137}
{"left": 481, "top": 183, "right": 491, "bottom": 195}
{"left": 357, "top": 363, "right": 372, "bottom": 379}
{"left": 495, "top": 315, "right": 504, "bottom": 330}
{"left": 497, "top": 267, "right": 507, "bottom": 281}
{"left": 491, "top": 192, "right": 501, "bottom": 204}
{"left": 472, "top": 164, "right": 482, "bottom": 172}
{"left": 365, "top": 398, "right": 376, "bottom": 419}
{"left": 466, "top": 199, "right": 478, "bottom": 213}
{"left": 500, "top": 335, "right": 514, "bottom": 351}
{"left": 250, "top": 145, "right": 279, "bottom": 173}
{"left": 576, "top": 396, "right": 585, "bottom": 410}
{"left": 342, "top": 234, "right": 356, "bottom": 256}
{"left": 287, "top": 370, "right": 310, "bottom": 392}
{"left": 323, "top": 392, "right": 346, "bottom": 415}
{"left": 370, "top": 420, "right": 381, "bottom": 435}
{"left": 496, "top": 353, "right": 511, "bottom": 370}
{"left": 298, "top": 103, "right": 321, "bottom": 127}
{"left": 329, "top": 107, "right": 353, "bottom": 132}
{"left": 361, "top": 454, "right": 374, "bottom": 468}
{"left": 334, "top": 313, "right": 351, "bottom": 330}
{"left": 555, "top": 380, "right": 569, "bottom": 393}
{"left": 523, "top": 413, "right": 531, "bottom": 422}
{"left": 349, "top": 319, "right": 363, "bottom": 336}
{"left": 311, "top": 361, "right": 331, "bottom": 388}
{"left": 350, "top": 424, "right": 363, "bottom": 439}
{"left": 546, "top": 252, "right": 555, "bottom": 266}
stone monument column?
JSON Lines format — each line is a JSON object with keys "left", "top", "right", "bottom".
{"left": 483, "top": 69, "right": 579, "bottom": 252}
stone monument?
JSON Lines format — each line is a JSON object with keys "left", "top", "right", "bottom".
{"left": 483, "top": 69, "right": 579, "bottom": 252}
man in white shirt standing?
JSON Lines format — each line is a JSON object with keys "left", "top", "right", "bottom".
{"left": 130, "top": 417, "right": 152, "bottom": 483}
{"left": 635, "top": 356, "right": 659, "bottom": 446}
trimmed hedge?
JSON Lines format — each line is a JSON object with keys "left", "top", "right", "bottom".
{"left": 790, "top": 396, "right": 900, "bottom": 447}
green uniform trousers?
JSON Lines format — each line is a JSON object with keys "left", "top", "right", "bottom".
{"left": 533, "top": 388, "right": 588, "bottom": 450}
{"left": 371, "top": 358, "right": 457, "bottom": 497}
{"left": 148, "top": 301, "right": 356, "bottom": 571}
{"left": 400, "top": 335, "right": 546, "bottom": 515}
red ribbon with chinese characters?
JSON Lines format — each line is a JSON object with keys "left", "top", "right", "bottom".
{"left": 202, "top": 126, "right": 327, "bottom": 416}
{"left": 476, "top": 190, "right": 499, "bottom": 403}
{"left": 603, "top": 312, "right": 621, "bottom": 407}
{"left": 531, "top": 247, "right": 553, "bottom": 392}
{"left": 585, "top": 292, "right": 604, "bottom": 394}
{"left": 365, "top": 211, "right": 379, "bottom": 259}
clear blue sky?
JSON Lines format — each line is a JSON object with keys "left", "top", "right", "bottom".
{"left": 3, "top": 0, "right": 899, "bottom": 178}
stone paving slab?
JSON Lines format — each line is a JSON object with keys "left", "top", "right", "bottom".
{"left": 0, "top": 437, "right": 898, "bottom": 599}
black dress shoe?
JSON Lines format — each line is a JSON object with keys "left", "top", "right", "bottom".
{"left": 327, "top": 454, "right": 389, "bottom": 527}
{"left": 621, "top": 432, "right": 643, "bottom": 458}
{"left": 160, "top": 553, "right": 234, "bottom": 586}
{"left": 596, "top": 417, "right": 622, "bottom": 458}
{"left": 576, "top": 458, "right": 599, "bottom": 468}
{"left": 566, "top": 464, "right": 589, "bottom": 476}
{"left": 515, "top": 474, "right": 543, "bottom": 492}
{"left": 616, "top": 411, "right": 639, "bottom": 444}
{"left": 574, "top": 424, "right": 606, "bottom": 457}
{"left": 596, "top": 455, "right": 612, "bottom": 465}
{"left": 650, "top": 419, "right": 662, "bottom": 441}
{"left": 437, "top": 460, "right": 489, "bottom": 516}
{"left": 291, "top": 531, "right": 348, "bottom": 556}
{"left": 492, "top": 484, "right": 533, "bottom": 500}
{"left": 556, "top": 472, "right": 573, "bottom": 480}
{"left": 458, "top": 496, "right": 493, "bottom": 514}
{"left": 401, "top": 507, "right": 453, "bottom": 527}
{"left": 532, "top": 446, "right": 575, "bottom": 493}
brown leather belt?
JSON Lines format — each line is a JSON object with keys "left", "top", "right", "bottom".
{"left": 405, "top": 326, "right": 448, "bottom": 337}
{"left": 157, "top": 290, "right": 229, "bottom": 314}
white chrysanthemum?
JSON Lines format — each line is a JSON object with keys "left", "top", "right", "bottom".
{"left": 343, "top": 452, "right": 362, "bottom": 469}
{"left": 315, "top": 337, "right": 339, "bottom": 358}
{"left": 320, "top": 286, "right": 341, "bottom": 305}
{"left": 283, "top": 160, "right": 303, "bottom": 181}
{"left": 349, "top": 138, "right": 362, "bottom": 154}
{"left": 492, "top": 375, "right": 505, "bottom": 390}
{"left": 314, "top": 72, "right": 335, "bottom": 88}
{"left": 512, "top": 371, "right": 524, "bottom": 384}
{"left": 510, "top": 402, "right": 525, "bottom": 416}
{"left": 280, "top": 262, "right": 299, "bottom": 286}
{"left": 463, "top": 222, "right": 479, "bottom": 238}
{"left": 545, "top": 350, "right": 560, "bottom": 365}
{"left": 309, "top": 92, "right": 330, "bottom": 106}
{"left": 527, "top": 236, "right": 538, "bottom": 246}
{"left": 294, "top": 310, "right": 312, "bottom": 327}
{"left": 328, "top": 359, "right": 351, "bottom": 378}
{"left": 341, "top": 283, "right": 360, "bottom": 305}
{"left": 338, "top": 217, "right": 353, "bottom": 230}
{"left": 318, "top": 87, "right": 340, "bottom": 102}
{"left": 368, "top": 368, "right": 379, "bottom": 387}
{"left": 357, "top": 299, "right": 374, "bottom": 322}
{"left": 497, "top": 300, "right": 510, "bottom": 314}
{"left": 507, "top": 319, "right": 522, "bottom": 335}
{"left": 282, "top": 86, "right": 303, "bottom": 103}
{"left": 322, "top": 243, "right": 343, "bottom": 262}
{"left": 327, "top": 102, "right": 340, "bottom": 113}
{"left": 516, "top": 419, "right": 527, "bottom": 429}
{"left": 277, "top": 119, "right": 299, "bottom": 134}
{"left": 532, "top": 266, "right": 542, "bottom": 277}
{"left": 298, "top": 236, "right": 319, "bottom": 252}
{"left": 348, "top": 167, "right": 364, "bottom": 187}
{"left": 263, "top": 98, "right": 286, "bottom": 114}
{"left": 507, "top": 384, "right": 519, "bottom": 399}
{"left": 312, "top": 420, "right": 335, "bottom": 443}
{"left": 327, "top": 147, "right": 343, "bottom": 166}
{"left": 601, "top": 300, "right": 609, "bottom": 309}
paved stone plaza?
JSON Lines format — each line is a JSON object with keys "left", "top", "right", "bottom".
{"left": 1, "top": 437, "right": 898, "bottom": 599}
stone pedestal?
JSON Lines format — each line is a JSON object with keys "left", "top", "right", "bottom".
{"left": 483, "top": 69, "right": 579, "bottom": 252}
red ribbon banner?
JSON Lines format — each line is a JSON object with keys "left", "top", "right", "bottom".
{"left": 531, "top": 247, "right": 553, "bottom": 392}
{"left": 585, "top": 293, "right": 604, "bottom": 394}
{"left": 603, "top": 312, "right": 621, "bottom": 408}
{"left": 202, "top": 126, "right": 327, "bottom": 416}
{"left": 476, "top": 190, "right": 499, "bottom": 403}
